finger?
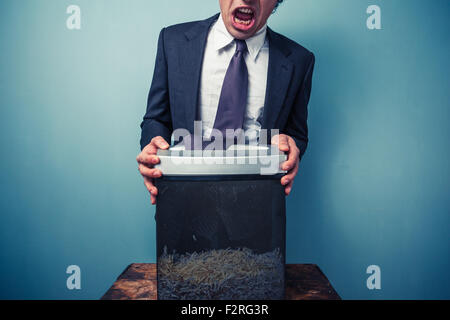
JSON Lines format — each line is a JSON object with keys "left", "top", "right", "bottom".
{"left": 137, "top": 153, "right": 160, "bottom": 166}
{"left": 281, "top": 151, "right": 299, "bottom": 171}
{"left": 141, "top": 136, "right": 169, "bottom": 156}
{"left": 143, "top": 176, "right": 158, "bottom": 205}
{"left": 272, "top": 134, "right": 290, "bottom": 152}
{"left": 151, "top": 136, "right": 170, "bottom": 150}
{"left": 143, "top": 176, "right": 158, "bottom": 195}
{"left": 282, "top": 169, "right": 298, "bottom": 185}
{"left": 285, "top": 179, "right": 294, "bottom": 195}
{"left": 281, "top": 163, "right": 299, "bottom": 186}
{"left": 281, "top": 140, "right": 300, "bottom": 171}
{"left": 139, "top": 164, "right": 163, "bottom": 178}
{"left": 144, "top": 143, "right": 158, "bottom": 155}
{"left": 281, "top": 174, "right": 291, "bottom": 186}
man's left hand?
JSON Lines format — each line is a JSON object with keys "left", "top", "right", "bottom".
{"left": 271, "top": 134, "right": 300, "bottom": 195}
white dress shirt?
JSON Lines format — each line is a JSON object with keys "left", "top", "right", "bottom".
{"left": 198, "top": 14, "right": 269, "bottom": 143}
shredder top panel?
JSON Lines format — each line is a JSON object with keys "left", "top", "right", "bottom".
{"left": 155, "top": 145, "right": 287, "bottom": 176}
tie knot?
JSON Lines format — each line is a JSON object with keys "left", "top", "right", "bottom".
{"left": 235, "top": 39, "right": 248, "bottom": 54}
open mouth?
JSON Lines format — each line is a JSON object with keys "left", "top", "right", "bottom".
{"left": 232, "top": 7, "right": 256, "bottom": 31}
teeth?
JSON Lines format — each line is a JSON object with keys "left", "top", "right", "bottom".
{"left": 237, "top": 7, "right": 253, "bottom": 14}
{"left": 234, "top": 7, "right": 253, "bottom": 26}
{"left": 234, "top": 17, "right": 251, "bottom": 25}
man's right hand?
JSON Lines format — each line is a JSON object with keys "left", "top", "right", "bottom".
{"left": 136, "top": 136, "right": 170, "bottom": 205}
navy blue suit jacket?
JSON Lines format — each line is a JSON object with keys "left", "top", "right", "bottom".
{"left": 140, "top": 14, "right": 315, "bottom": 159}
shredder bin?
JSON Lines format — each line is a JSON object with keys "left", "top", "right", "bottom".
{"left": 155, "top": 146, "right": 286, "bottom": 300}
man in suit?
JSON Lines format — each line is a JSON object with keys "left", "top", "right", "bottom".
{"left": 137, "top": 0, "right": 315, "bottom": 204}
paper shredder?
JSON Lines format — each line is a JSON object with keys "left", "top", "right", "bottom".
{"left": 155, "top": 145, "right": 287, "bottom": 300}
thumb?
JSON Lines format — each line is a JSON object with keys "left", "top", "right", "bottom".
{"left": 153, "top": 136, "right": 170, "bottom": 149}
{"left": 272, "top": 134, "right": 289, "bottom": 152}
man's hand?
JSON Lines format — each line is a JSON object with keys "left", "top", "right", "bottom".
{"left": 136, "top": 136, "right": 170, "bottom": 204}
{"left": 271, "top": 134, "right": 300, "bottom": 195}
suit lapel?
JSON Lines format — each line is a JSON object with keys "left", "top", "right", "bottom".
{"left": 180, "top": 14, "right": 220, "bottom": 133}
{"left": 262, "top": 28, "right": 294, "bottom": 130}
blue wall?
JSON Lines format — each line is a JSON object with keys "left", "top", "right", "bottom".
{"left": 0, "top": 0, "right": 449, "bottom": 299}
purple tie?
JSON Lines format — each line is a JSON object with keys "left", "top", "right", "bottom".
{"left": 213, "top": 39, "right": 248, "bottom": 135}
{"left": 184, "top": 40, "right": 248, "bottom": 150}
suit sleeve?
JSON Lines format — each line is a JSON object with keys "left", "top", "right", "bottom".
{"left": 140, "top": 28, "right": 173, "bottom": 150}
{"left": 283, "top": 52, "right": 315, "bottom": 160}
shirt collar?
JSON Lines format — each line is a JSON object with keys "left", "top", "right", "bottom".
{"left": 212, "top": 14, "right": 268, "bottom": 61}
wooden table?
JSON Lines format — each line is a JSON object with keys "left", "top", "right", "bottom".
{"left": 102, "top": 264, "right": 340, "bottom": 300}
